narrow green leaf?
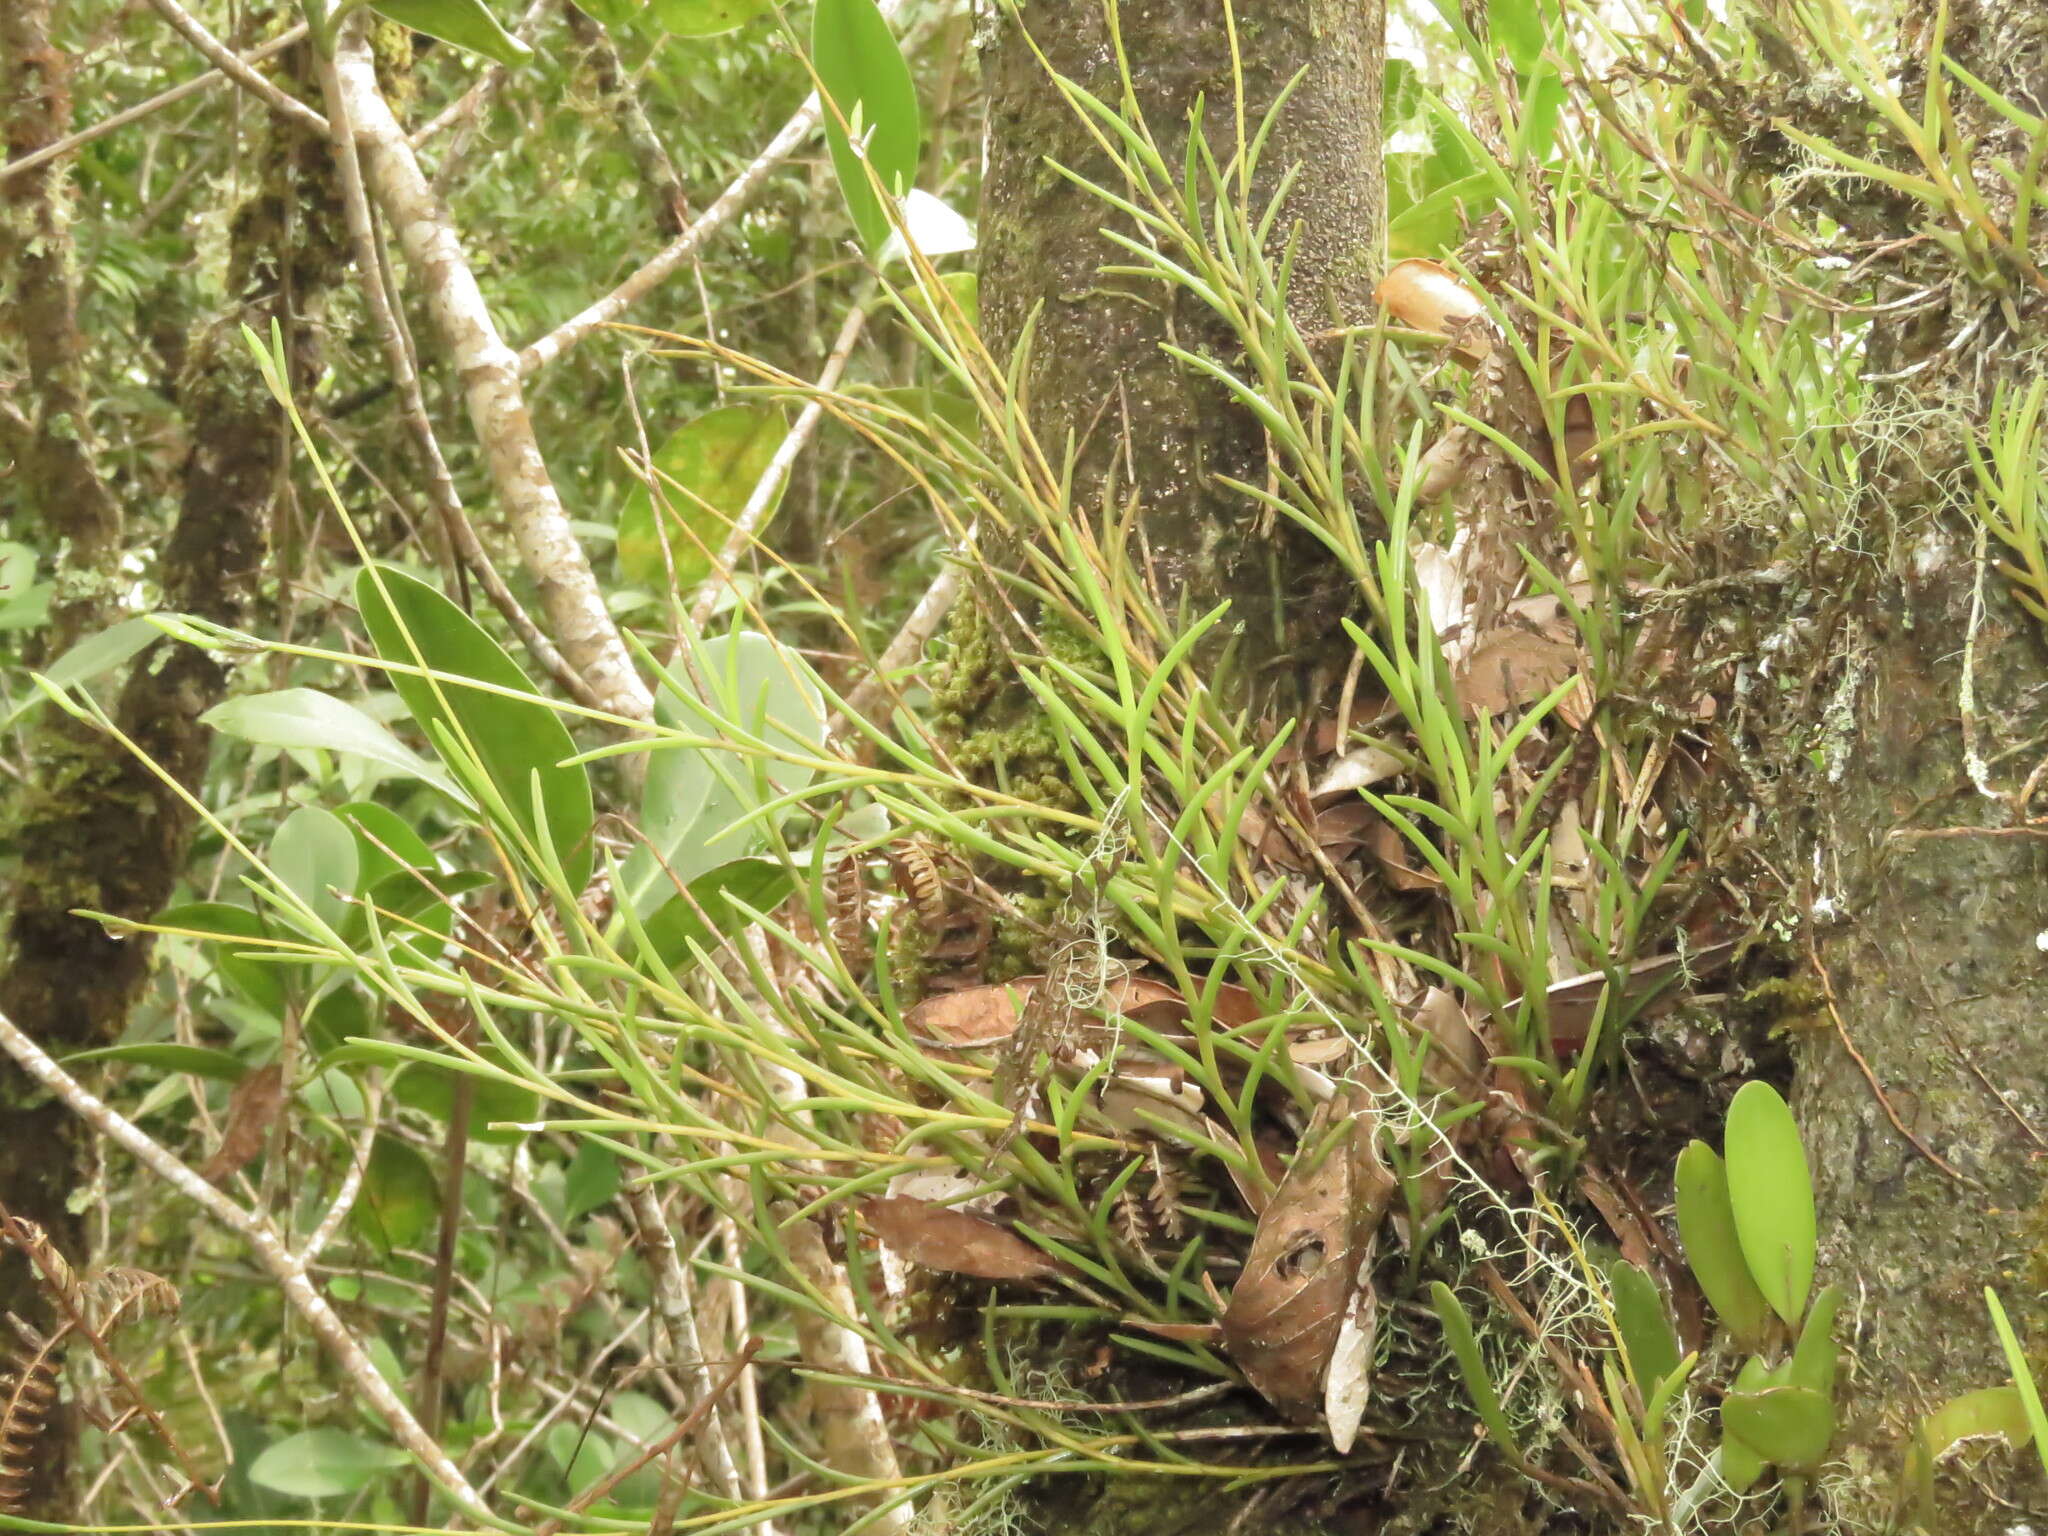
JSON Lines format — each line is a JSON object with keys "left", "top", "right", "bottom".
{"left": 1675, "top": 1140, "right": 1772, "bottom": 1348}
{"left": 1987, "top": 1288, "right": 2048, "bottom": 1480}
{"left": 1431, "top": 1281, "right": 1523, "bottom": 1460}
{"left": 62, "top": 1043, "right": 249, "bottom": 1082}
{"left": 813, "top": 0, "right": 921, "bottom": 249}
{"left": 355, "top": 565, "right": 594, "bottom": 891}
{"left": 1606, "top": 1258, "right": 1681, "bottom": 1392}
{"left": 615, "top": 406, "right": 788, "bottom": 592}
{"left": 1725, "top": 1081, "right": 1817, "bottom": 1326}
{"left": 1789, "top": 1284, "right": 1842, "bottom": 1401}
{"left": 370, "top": 0, "right": 531, "bottom": 66}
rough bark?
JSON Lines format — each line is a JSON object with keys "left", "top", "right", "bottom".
{"left": 0, "top": 20, "right": 347, "bottom": 1515}
{"left": 979, "top": 0, "right": 1383, "bottom": 643}
{"left": 1773, "top": 4, "right": 2048, "bottom": 1528}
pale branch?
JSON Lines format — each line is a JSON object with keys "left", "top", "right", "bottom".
{"left": 839, "top": 558, "right": 966, "bottom": 730}
{"left": 297, "top": 1082, "right": 381, "bottom": 1265}
{"left": 0, "top": 23, "right": 309, "bottom": 187}
{"left": 142, "top": 0, "right": 325, "bottom": 135}
{"left": 780, "top": 1211, "right": 914, "bottom": 1535}
{"left": 687, "top": 297, "right": 872, "bottom": 628}
{"left": 0, "top": 1008, "right": 499, "bottom": 1527}
{"left": 516, "top": 98, "right": 823, "bottom": 377}
{"left": 623, "top": 1185, "right": 752, "bottom": 1506}
{"left": 329, "top": 15, "right": 652, "bottom": 719}
{"left": 313, "top": 41, "right": 606, "bottom": 710}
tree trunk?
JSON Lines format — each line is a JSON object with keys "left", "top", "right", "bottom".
{"left": 979, "top": 0, "right": 1383, "bottom": 643}
{"left": 0, "top": 19, "right": 347, "bottom": 1514}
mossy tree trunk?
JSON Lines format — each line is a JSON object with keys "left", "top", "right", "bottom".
{"left": 0, "top": 15, "right": 346, "bottom": 1514}
{"left": 978, "top": 0, "right": 1383, "bottom": 651}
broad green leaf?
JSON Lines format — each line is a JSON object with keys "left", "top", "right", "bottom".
{"left": 355, "top": 565, "right": 594, "bottom": 891}
{"left": 813, "top": 0, "right": 921, "bottom": 249}
{"left": 248, "top": 1428, "right": 409, "bottom": 1499}
{"left": 648, "top": 0, "right": 766, "bottom": 34}
{"left": 1512, "top": 57, "right": 1565, "bottom": 161}
{"left": 1723, "top": 1384, "right": 1833, "bottom": 1472}
{"left": 1725, "top": 1081, "right": 1816, "bottom": 1327}
{"left": 617, "top": 632, "right": 825, "bottom": 921}
{"left": 1908, "top": 1384, "right": 2035, "bottom": 1519}
{"left": 869, "top": 385, "right": 980, "bottom": 440}
{"left": 389, "top": 1044, "right": 542, "bottom": 1144}
{"left": 0, "top": 542, "right": 50, "bottom": 630}
{"left": 351, "top": 1137, "right": 441, "bottom": 1254}
{"left": 616, "top": 406, "right": 788, "bottom": 592}
{"left": 1431, "top": 1281, "right": 1522, "bottom": 1460}
{"left": 268, "top": 807, "right": 360, "bottom": 935}
{"left": 577, "top": 0, "right": 642, "bottom": 24}
{"left": 157, "top": 901, "right": 290, "bottom": 1013}
{"left": 1489, "top": 0, "right": 1546, "bottom": 71}
{"left": 1675, "top": 1139, "right": 1771, "bottom": 1349}
{"left": 1716, "top": 1354, "right": 1773, "bottom": 1491}
{"left": 635, "top": 857, "right": 796, "bottom": 970}
{"left": 370, "top": 0, "right": 531, "bottom": 66}
{"left": 563, "top": 1141, "right": 621, "bottom": 1221}
{"left": 338, "top": 802, "right": 440, "bottom": 891}
{"left": 546, "top": 1420, "right": 617, "bottom": 1494}
{"left": 1606, "top": 1259, "right": 1680, "bottom": 1392}
{"left": 203, "top": 689, "right": 465, "bottom": 802}
{"left": 63, "top": 1043, "right": 248, "bottom": 1082}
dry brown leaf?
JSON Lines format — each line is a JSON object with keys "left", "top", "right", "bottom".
{"left": 1456, "top": 626, "right": 1579, "bottom": 714}
{"left": 906, "top": 975, "right": 1190, "bottom": 1049}
{"left": 1220, "top": 1093, "right": 1395, "bottom": 1422}
{"left": 860, "top": 1197, "right": 1063, "bottom": 1282}
{"left": 1537, "top": 941, "right": 1734, "bottom": 1055}
{"left": 1365, "top": 818, "right": 1442, "bottom": 892}
{"left": 1323, "top": 1241, "right": 1380, "bottom": 1454}
{"left": 200, "top": 1063, "right": 286, "bottom": 1186}
{"left": 1375, "top": 259, "right": 1494, "bottom": 362}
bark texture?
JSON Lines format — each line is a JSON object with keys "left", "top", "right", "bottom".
{"left": 979, "top": 0, "right": 1384, "bottom": 639}
{"left": 0, "top": 20, "right": 347, "bottom": 1515}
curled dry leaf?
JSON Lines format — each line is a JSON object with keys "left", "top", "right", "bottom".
{"left": 1313, "top": 744, "right": 1406, "bottom": 799}
{"left": 200, "top": 1062, "right": 287, "bottom": 1186}
{"left": 1323, "top": 1243, "right": 1380, "bottom": 1455}
{"left": 1221, "top": 1093, "right": 1396, "bottom": 1422}
{"left": 1375, "top": 259, "right": 1494, "bottom": 362}
{"left": 860, "top": 1197, "right": 1064, "bottom": 1283}
{"left": 1366, "top": 818, "right": 1441, "bottom": 892}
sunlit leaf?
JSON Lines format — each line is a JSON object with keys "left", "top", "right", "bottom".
{"left": 1725, "top": 1081, "right": 1816, "bottom": 1327}
{"left": 813, "top": 0, "right": 921, "bottom": 249}
{"left": 371, "top": 0, "right": 531, "bottom": 66}
{"left": 648, "top": 0, "right": 767, "bottom": 35}
{"left": 616, "top": 406, "right": 788, "bottom": 593}
{"left": 355, "top": 565, "right": 594, "bottom": 891}
{"left": 268, "top": 806, "right": 359, "bottom": 935}
{"left": 203, "top": 689, "right": 465, "bottom": 803}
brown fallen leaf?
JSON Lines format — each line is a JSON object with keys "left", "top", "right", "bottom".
{"left": 860, "top": 1197, "right": 1064, "bottom": 1282}
{"left": 1536, "top": 941, "right": 1735, "bottom": 1056}
{"left": 200, "top": 1062, "right": 286, "bottom": 1186}
{"left": 1366, "top": 817, "right": 1442, "bottom": 892}
{"left": 1456, "top": 626, "right": 1580, "bottom": 714}
{"left": 906, "top": 974, "right": 1188, "bottom": 1049}
{"left": 1220, "top": 1093, "right": 1396, "bottom": 1422}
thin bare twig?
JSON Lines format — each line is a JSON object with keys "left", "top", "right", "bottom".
{"left": 0, "top": 1007, "right": 499, "bottom": 1525}
{"left": 1805, "top": 934, "right": 1971, "bottom": 1184}
{"left": 142, "top": 0, "right": 326, "bottom": 134}
{"left": 0, "top": 23, "right": 310, "bottom": 186}
{"left": 686, "top": 297, "right": 872, "bottom": 629}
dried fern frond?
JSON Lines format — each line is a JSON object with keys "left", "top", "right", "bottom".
{"left": 0, "top": 1329, "right": 63, "bottom": 1514}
